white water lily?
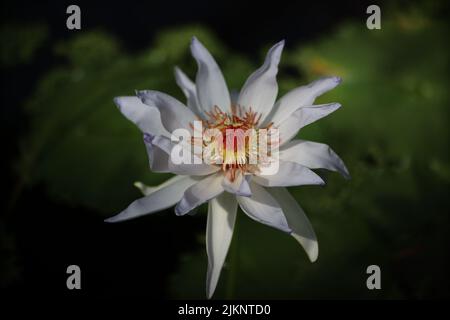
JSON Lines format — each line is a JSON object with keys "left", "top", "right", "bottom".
{"left": 105, "top": 37, "right": 349, "bottom": 298}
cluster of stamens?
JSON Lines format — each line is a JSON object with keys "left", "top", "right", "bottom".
{"left": 190, "top": 105, "right": 275, "bottom": 181}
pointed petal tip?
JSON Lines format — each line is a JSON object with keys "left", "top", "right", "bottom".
{"left": 292, "top": 234, "right": 319, "bottom": 262}
{"left": 173, "top": 66, "right": 181, "bottom": 76}
{"left": 310, "top": 170, "right": 326, "bottom": 186}
{"left": 268, "top": 40, "right": 285, "bottom": 60}
{"left": 206, "top": 280, "right": 215, "bottom": 300}
{"left": 174, "top": 66, "right": 187, "bottom": 79}
{"left": 113, "top": 97, "right": 122, "bottom": 109}
{"left": 190, "top": 36, "right": 202, "bottom": 51}
{"left": 134, "top": 181, "right": 144, "bottom": 189}
{"left": 303, "top": 167, "right": 326, "bottom": 187}
{"left": 174, "top": 66, "right": 191, "bottom": 86}
{"left": 309, "top": 247, "right": 319, "bottom": 263}
{"left": 338, "top": 159, "right": 351, "bottom": 180}
{"left": 104, "top": 217, "right": 118, "bottom": 223}
{"left": 269, "top": 39, "right": 285, "bottom": 50}
{"left": 190, "top": 36, "right": 207, "bottom": 61}
{"left": 310, "top": 242, "right": 319, "bottom": 262}
{"left": 276, "top": 39, "right": 286, "bottom": 48}
{"left": 326, "top": 102, "right": 342, "bottom": 113}
{"left": 319, "top": 76, "right": 342, "bottom": 85}
{"left": 342, "top": 167, "right": 351, "bottom": 180}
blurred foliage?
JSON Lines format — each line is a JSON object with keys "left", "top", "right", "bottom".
{"left": 6, "top": 3, "right": 450, "bottom": 299}
{"left": 0, "top": 23, "right": 48, "bottom": 67}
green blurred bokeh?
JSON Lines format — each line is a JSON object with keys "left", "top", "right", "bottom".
{"left": 2, "top": 4, "right": 449, "bottom": 298}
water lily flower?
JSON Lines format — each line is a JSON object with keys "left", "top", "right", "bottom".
{"left": 105, "top": 37, "right": 349, "bottom": 298}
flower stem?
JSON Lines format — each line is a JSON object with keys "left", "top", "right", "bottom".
{"left": 226, "top": 214, "right": 239, "bottom": 299}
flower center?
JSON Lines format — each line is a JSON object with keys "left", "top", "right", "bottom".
{"left": 192, "top": 105, "right": 275, "bottom": 181}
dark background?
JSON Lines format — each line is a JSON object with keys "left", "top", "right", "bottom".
{"left": 1, "top": 0, "right": 449, "bottom": 299}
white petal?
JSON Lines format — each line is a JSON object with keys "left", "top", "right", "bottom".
{"left": 175, "top": 173, "right": 225, "bottom": 215}
{"left": 105, "top": 176, "right": 198, "bottom": 222}
{"left": 267, "top": 76, "right": 341, "bottom": 125}
{"left": 144, "top": 133, "right": 170, "bottom": 172}
{"left": 137, "top": 90, "right": 197, "bottom": 134}
{"left": 221, "top": 171, "right": 251, "bottom": 196}
{"left": 277, "top": 103, "right": 341, "bottom": 145}
{"left": 206, "top": 193, "right": 237, "bottom": 299}
{"left": 114, "top": 96, "right": 170, "bottom": 137}
{"left": 230, "top": 89, "right": 239, "bottom": 105}
{"left": 190, "top": 37, "right": 231, "bottom": 113}
{"left": 168, "top": 161, "right": 220, "bottom": 176}
{"left": 237, "top": 182, "right": 291, "bottom": 233}
{"left": 238, "top": 41, "right": 284, "bottom": 122}
{"left": 174, "top": 67, "right": 203, "bottom": 118}
{"left": 268, "top": 187, "right": 318, "bottom": 262}
{"left": 280, "top": 140, "right": 350, "bottom": 179}
{"left": 150, "top": 135, "right": 220, "bottom": 176}
{"left": 134, "top": 175, "right": 186, "bottom": 196}
{"left": 253, "top": 160, "right": 324, "bottom": 187}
